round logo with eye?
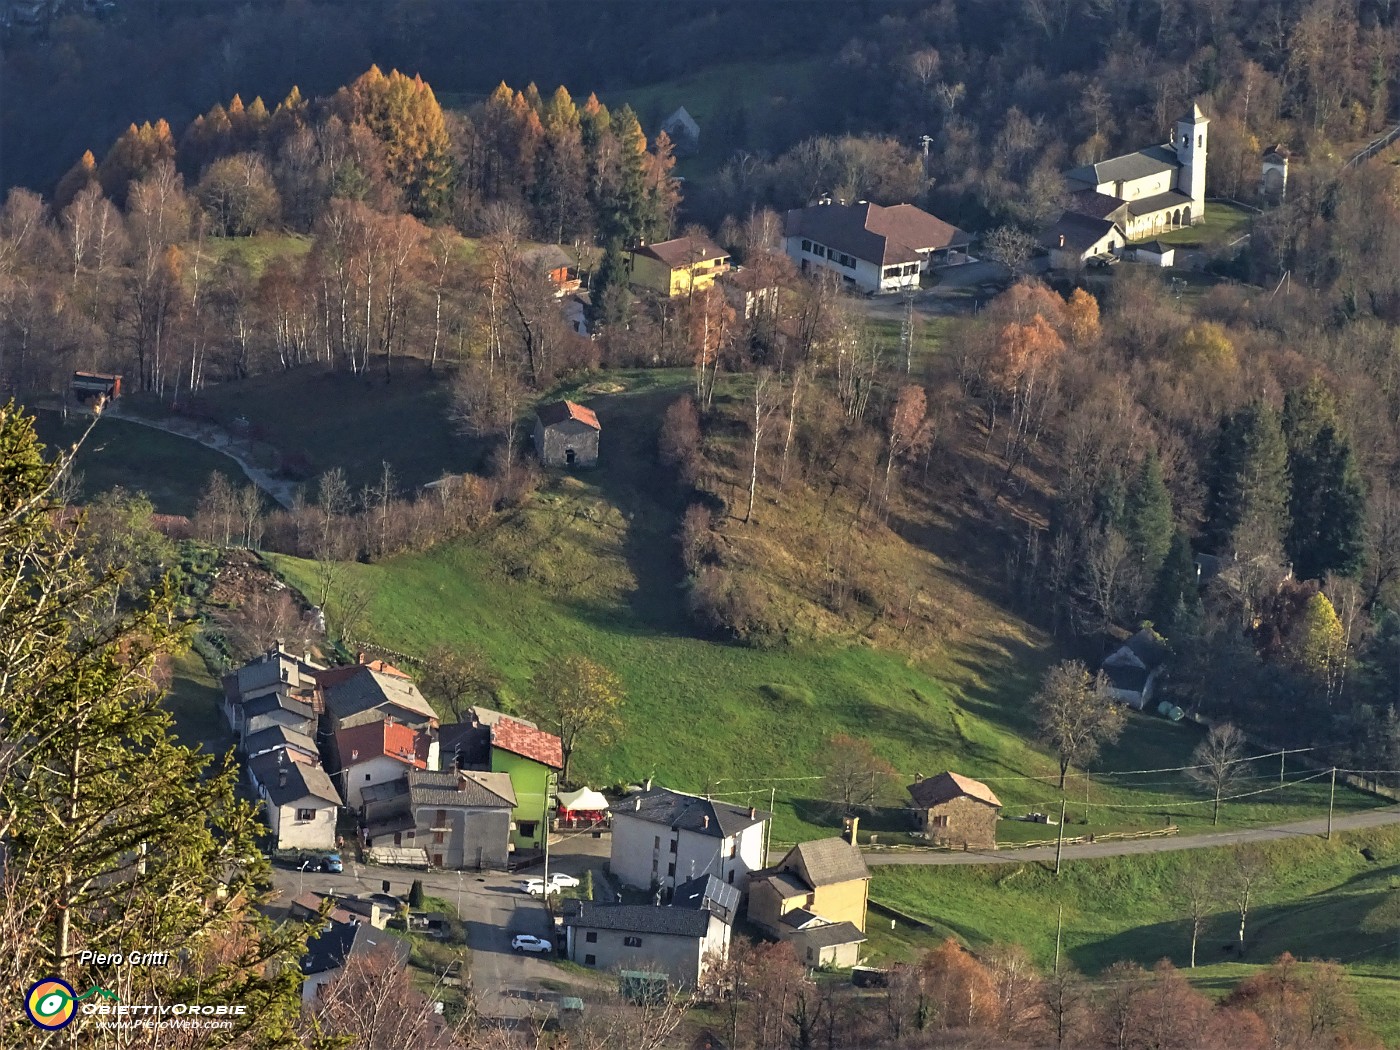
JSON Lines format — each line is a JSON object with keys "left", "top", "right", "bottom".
{"left": 26, "top": 977, "right": 77, "bottom": 1029}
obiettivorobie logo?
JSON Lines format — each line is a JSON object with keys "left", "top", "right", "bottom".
{"left": 25, "top": 978, "right": 118, "bottom": 1030}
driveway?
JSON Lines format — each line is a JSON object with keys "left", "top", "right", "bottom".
{"left": 865, "top": 805, "right": 1400, "bottom": 866}
{"left": 269, "top": 833, "right": 613, "bottom": 1019}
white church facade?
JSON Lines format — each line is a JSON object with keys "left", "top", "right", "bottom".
{"left": 1046, "top": 105, "right": 1208, "bottom": 265}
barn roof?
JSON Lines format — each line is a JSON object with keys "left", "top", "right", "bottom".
{"left": 535, "top": 400, "right": 601, "bottom": 430}
{"left": 907, "top": 771, "right": 1002, "bottom": 809}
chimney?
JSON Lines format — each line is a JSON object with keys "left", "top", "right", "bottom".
{"left": 748, "top": 807, "right": 756, "bottom": 820}
{"left": 702, "top": 814, "right": 710, "bottom": 830}
{"left": 843, "top": 816, "right": 860, "bottom": 846}
{"left": 278, "top": 768, "right": 287, "bottom": 788}
{"left": 1058, "top": 234, "right": 1065, "bottom": 248}
{"left": 644, "top": 777, "right": 653, "bottom": 792}
{"left": 351, "top": 749, "right": 359, "bottom": 762}
{"left": 914, "top": 772, "right": 923, "bottom": 783}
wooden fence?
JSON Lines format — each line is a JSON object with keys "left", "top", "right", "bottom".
{"left": 857, "top": 824, "right": 1179, "bottom": 856}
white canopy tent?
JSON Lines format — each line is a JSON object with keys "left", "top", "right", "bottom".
{"left": 557, "top": 787, "right": 610, "bottom": 812}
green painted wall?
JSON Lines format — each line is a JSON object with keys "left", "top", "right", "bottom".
{"left": 493, "top": 748, "right": 555, "bottom": 850}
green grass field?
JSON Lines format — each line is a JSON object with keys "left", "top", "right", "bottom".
{"left": 867, "top": 828, "right": 1400, "bottom": 1043}
{"left": 201, "top": 232, "right": 312, "bottom": 279}
{"left": 28, "top": 410, "right": 248, "bottom": 516}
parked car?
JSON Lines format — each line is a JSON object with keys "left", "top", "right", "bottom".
{"left": 546, "top": 872, "right": 580, "bottom": 889}
{"left": 299, "top": 853, "right": 343, "bottom": 873}
{"left": 518, "top": 878, "right": 560, "bottom": 896}
{"left": 511, "top": 934, "right": 553, "bottom": 954}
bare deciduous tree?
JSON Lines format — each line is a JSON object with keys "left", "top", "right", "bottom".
{"left": 1185, "top": 722, "right": 1247, "bottom": 825}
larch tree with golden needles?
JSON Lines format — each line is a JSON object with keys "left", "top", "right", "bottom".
{"left": 527, "top": 654, "right": 624, "bottom": 784}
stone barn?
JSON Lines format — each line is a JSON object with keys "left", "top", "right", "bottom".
{"left": 534, "top": 400, "right": 601, "bottom": 468}
{"left": 907, "top": 771, "right": 1001, "bottom": 850}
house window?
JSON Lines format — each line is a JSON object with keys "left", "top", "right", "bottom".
{"left": 801, "top": 239, "right": 811, "bottom": 252}
{"left": 654, "top": 836, "right": 661, "bottom": 849}
{"left": 295, "top": 808, "right": 316, "bottom": 822}
{"left": 668, "top": 839, "right": 677, "bottom": 853}
{"left": 727, "top": 871, "right": 735, "bottom": 884}
{"left": 585, "top": 932, "right": 597, "bottom": 943}
{"left": 624, "top": 936, "right": 643, "bottom": 948}
{"left": 585, "top": 954, "right": 596, "bottom": 966}
{"left": 434, "top": 831, "right": 445, "bottom": 845}
{"left": 728, "top": 841, "right": 737, "bottom": 859}
{"left": 364, "top": 773, "right": 372, "bottom": 781}
{"left": 904, "top": 263, "right": 919, "bottom": 276}
{"left": 932, "top": 814, "right": 950, "bottom": 828}
{"left": 667, "top": 863, "right": 676, "bottom": 877}
{"left": 436, "top": 810, "right": 447, "bottom": 827}
{"left": 519, "top": 821, "right": 538, "bottom": 838}
{"left": 883, "top": 267, "right": 898, "bottom": 279}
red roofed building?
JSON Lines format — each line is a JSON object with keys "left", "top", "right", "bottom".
{"left": 334, "top": 718, "right": 436, "bottom": 810}
{"left": 533, "top": 400, "right": 601, "bottom": 469}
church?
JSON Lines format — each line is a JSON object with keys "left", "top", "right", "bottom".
{"left": 1045, "top": 105, "right": 1208, "bottom": 266}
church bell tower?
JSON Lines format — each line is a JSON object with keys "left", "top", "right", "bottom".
{"left": 1174, "top": 104, "right": 1209, "bottom": 223}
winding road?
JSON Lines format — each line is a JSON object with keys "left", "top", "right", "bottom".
{"left": 863, "top": 806, "right": 1400, "bottom": 866}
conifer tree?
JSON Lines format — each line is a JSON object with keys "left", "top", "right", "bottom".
{"left": 1287, "top": 424, "right": 1366, "bottom": 581}
{"left": 1204, "top": 404, "right": 1290, "bottom": 559}
{"left": 0, "top": 405, "right": 314, "bottom": 1047}
{"left": 608, "top": 104, "right": 652, "bottom": 243}
{"left": 52, "top": 150, "right": 98, "bottom": 213}
{"left": 589, "top": 237, "right": 631, "bottom": 329}
{"left": 1123, "top": 452, "right": 1174, "bottom": 581}
{"left": 1152, "top": 528, "right": 1201, "bottom": 634}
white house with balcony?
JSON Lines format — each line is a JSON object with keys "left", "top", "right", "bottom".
{"left": 610, "top": 786, "right": 770, "bottom": 894}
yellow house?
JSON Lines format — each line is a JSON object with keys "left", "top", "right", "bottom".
{"left": 626, "top": 234, "right": 731, "bottom": 297}
{"left": 746, "top": 837, "right": 870, "bottom": 968}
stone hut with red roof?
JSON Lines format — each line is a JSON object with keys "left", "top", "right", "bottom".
{"left": 533, "top": 400, "right": 601, "bottom": 468}
{"left": 906, "top": 771, "right": 1002, "bottom": 850}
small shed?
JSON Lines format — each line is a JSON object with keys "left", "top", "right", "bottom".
{"left": 71, "top": 371, "right": 122, "bottom": 404}
{"left": 660, "top": 106, "right": 700, "bottom": 154}
{"left": 1261, "top": 145, "right": 1290, "bottom": 203}
{"left": 1134, "top": 241, "right": 1175, "bottom": 267}
{"left": 906, "top": 771, "right": 1002, "bottom": 850}
{"left": 533, "top": 400, "right": 600, "bottom": 468}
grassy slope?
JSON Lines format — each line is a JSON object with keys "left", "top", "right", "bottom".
{"left": 201, "top": 232, "right": 312, "bottom": 279}
{"left": 1129, "top": 201, "right": 1254, "bottom": 248}
{"left": 265, "top": 376, "right": 1377, "bottom": 844}
{"left": 868, "top": 828, "right": 1400, "bottom": 1043}
{"left": 28, "top": 410, "right": 248, "bottom": 516}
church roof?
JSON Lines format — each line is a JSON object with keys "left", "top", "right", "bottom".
{"left": 1127, "top": 189, "right": 1193, "bottom": 217}
{"left": 1066, "top": 145, "right": 1179, "bottom": 189}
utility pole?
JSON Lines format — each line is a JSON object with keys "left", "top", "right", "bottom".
{"left": 541, "top": 771, "right": 557, "bottom": 907}
{"left": 456, "top": 869, "right": 462, "bottom": 918}
{"left": 1053, "top": 904, "right": 1063, "bottom": 974}
{"left": 1054, "top": 798, "right": 1067, "bottom": 875}
{"left": 766, "top": 787, "right": 776, "bottom": 865}
{"left": 919, "top": 134, "right": 933, "bottom": 184}
{"left": 900, "top": 289, "right": 916, "bottom": 373}
{"left": 1327, "top": 767, "right": 1337, "bottom": 841}
{"left": 1280, "top": 749, "right": 1285, "bottom": 786}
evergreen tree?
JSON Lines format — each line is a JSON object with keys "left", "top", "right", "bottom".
{"left": 1152, "top": 528, "right": 1201, "bottom": 633}
{"left": 589, "top": 238, "right": 631, "bottom": 329}
{"left": 607, "top": 104, "right": 652, "bottom": 244}
{"left": 0, "top": 405, "right": 312, "bottom": 1047}
{"left": 1286, "top": 423, "right": 1366, "bottom": 580}
{"left": 1123, "top": 452, "right": 1174, "bottom": 580}
{"left": 52, "top": 149, "right": 98, "bottom": 213}
{"left": 1203, "top": 404, "right": 1289, "bottom": 558}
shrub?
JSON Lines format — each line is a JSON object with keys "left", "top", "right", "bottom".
{"left": 409, "top": 879, "right": 425, "bottom": 909}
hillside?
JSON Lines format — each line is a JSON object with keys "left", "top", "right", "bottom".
{"left": 264, "top": 373, "right": 1380, "bottom": 845}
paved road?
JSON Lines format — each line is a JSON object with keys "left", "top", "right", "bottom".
{"left": 865, "top": 806, "right": 1400, "bottom": 866}
{"left": 269, "top": 833, "right": 611, "bottom": 1019}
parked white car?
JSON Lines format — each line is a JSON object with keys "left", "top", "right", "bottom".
{"left": 511, "top": 934, "right": 553, "bottom": 954}
{"left": 546, "top": 872, "right": 580, "bottom": 889}
{"left": 518, "top": 878, "right": 559, "bottom": 896}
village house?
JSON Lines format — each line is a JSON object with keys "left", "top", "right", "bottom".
{"left": 361, "top": 768, "right": 516, "bottom": 870}
{"left": 247, "top": 752, "right": 341, "bottom": 851}
{"left": 1133, "top": 240, "right": 1176, "bottom": 267}
{"left": 1040, "top": 213, "right": 1124, "bottom": 270}
{"left": 562, "top": 873, "right": 736, "bottom": 987}
{"left": 243, "top": 724, "right": 321, "bottom": 765}
{"left": 1052, "top": 104, "right": 1209, "bottom": 261}
{"left": 320, "top": 665, "right": 440, "bottom": 740}
{"left": 300, "top": 921, "right": 409, "bottom": 1002}
{"left": 522, "top": 244, "right": 581, "bottom": 295}
{"left": 533, "top": 400, "right": 600, "bottom": 468}
{"left": 70, "top": 370, "right": 123, "bottom": 405}
{"left": 610, "top": 786, "right": 770, "bottom": 894}
{"left": 782, "top": 199, "right": 973, "bottom": 293}
{"left": 332, "top": 717, "right": 435, "bottom": 810}
{"left": 222, "top": 645, "right": 322, "bottom": 733}
{"left": 907, "top": 771, "right": 1002, "bottom": 850}
{"left": 1261, "top": 144, "right": 1290, "bottom": 203}
{"left": 626, "top": 234, "right": 731, "bottom": 297}
{"left": 239, "top": 690, "right": 317, "bottom": 747}
{"left": 747, "top": 834, "right": 870, "bottom": 969}
{"left": 289, "top": 891, "right": 391, "bottom": 930}
{"left": 440, "top": 707, "right": 564, "bottom": 852}
{"left": 1100, "top": 626, "right": 1170, "bottom": 711}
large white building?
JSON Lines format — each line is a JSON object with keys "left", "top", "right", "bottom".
{"left": 782, "top": 200, "right": 972, "bottom": 293}
{"left": 1048, "top": 105, "right": 1210, "bottom": 265}
{"left": 610, "top": 787, "right": 770, "bottom": 894}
